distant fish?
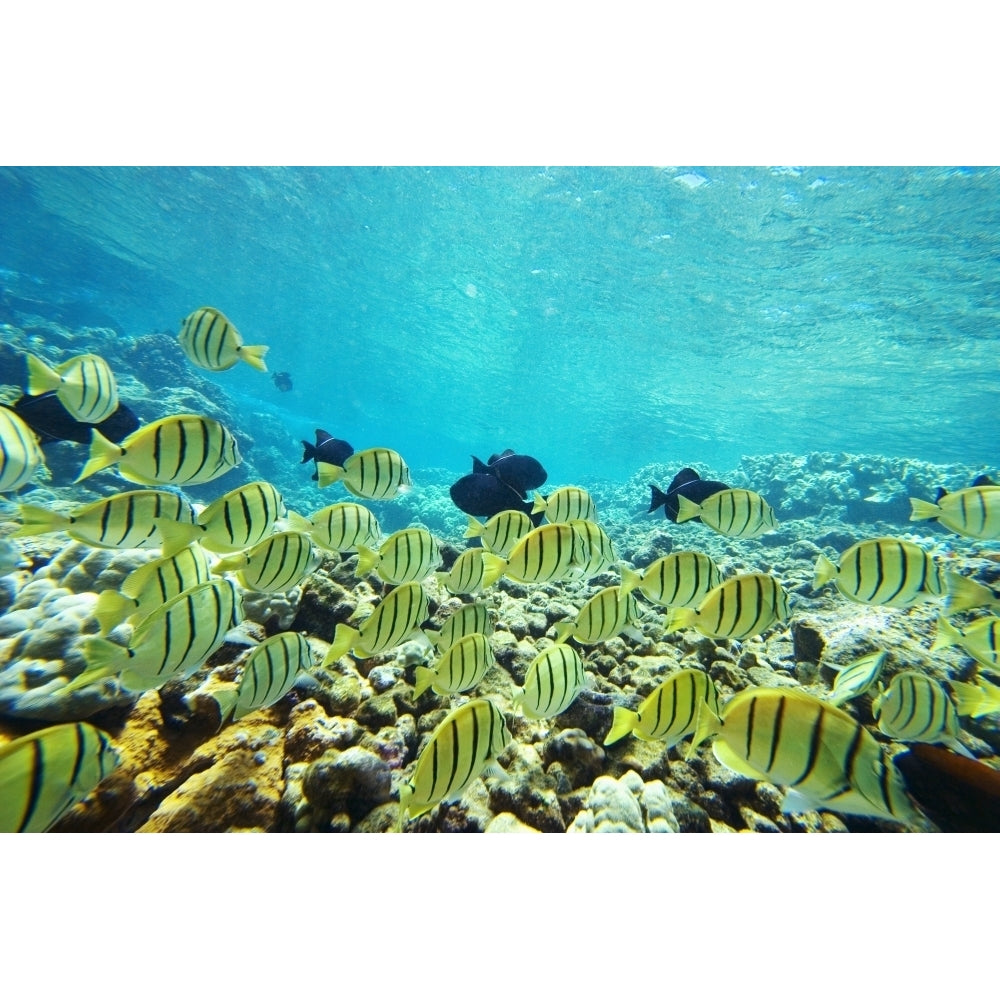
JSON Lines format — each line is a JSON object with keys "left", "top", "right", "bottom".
{"left": 471, "top": 449, "right": 547, "bottom": 499}
{"left": 26, "top": 352, "right": 119, "bottom": 424}
{"left": 317, "top": 447, "right": 411, "bottom": 500}
{"left": 532, "top": 485, "right": 597, "bottom": 524}
{"left": 178, "top": 306, "right": 269, "bottom": 373}
{"left": 413, "top": 632, "right": 495, "bottom": 699}
{"left": 675, "top": 487, "right": 777, "bottom": 539}
{"left": 5, "top": 392, "right": 139, "bottom": 446}
{"left": 463, "top": 509, "right": 534, "bottom": 559}
{"left": 648, "top": 467, "right": 730, "bottom": 522}
{"left": 300, "top": 429, "right": 354, "bottom": 481}
{"left": 321, "top": 581, "right": 430, "bottom": 664}
{"left": 909, "top": 480, "right": 1000, "bottom": 540}
{"left": 511, "top": 642, "right": 588, "bottom": 720}
{"left": 272, "top": 371, "right": 293, "bottom": 392}
{"left": 872, "top": 671, "right": 970, "bottom": 757}
{"left": 824, "top": 650, "right": 886, "bottom": 707}
{"left": 449, "top": 472, "right": 535, "bottom": 520}
{"left": 0, "top": 406, "right": 46, "bottom": 493}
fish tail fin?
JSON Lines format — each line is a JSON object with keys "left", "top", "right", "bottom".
{"left": 480, "top": 552, "right": 507, "bottom": 588}
{"left": 603, "top": 706, "right": 639, "bottom": 746}
{"left": 674, "top": 494, "right": 701, "bottom": 524}
{"left": 664, "top": 607, "right": 695, "bottom": 633}
{"left": 300, "top": 441, "right": 316, "bottom": 464}
{"left": 238, "top": 344, "right": 269, "bottom": 372}
{"left": 13, "top": 503, "right": 72, "bottom": 538}
{"left": 60, "top": 639, "right": 129, "bottom": 694}
{"left": 813, "top": 553, "right": 838, "bottom": 590}
{"left": 531, "top": 492, "right": 547, "bottom": 515}
{"left": 93, "top": 590, "right": 136, "bottom": 636}
{"left": 552, "top": 621, "right": 574, "bottom": 643}
{"left": 316, "top": 462, "right": 344, "bottom": 489}
{"left": 210, "top": 686, "right": 240, "bottom": 724}
{"left": 412, "top": 666, "right": 435, "bottom": 699}
{"left": 397, "top": 783, "right": 413, "bottom": 832}
{"left": 75, "top": 429, "right": 124, "bottom": 483}
{"left": 285, "top": 510, "right": 312, "bottom": 533}
{"left": 931, "top": 614, "right": 962, "bottom": 652}
{"left": 25, "top": 353, "right": 61, "bottom": 395}
{"left": 464, "top": 516, "right": 484, "bottom": 539}
{"left": 355, "top": 545, "right": 378, "bottom": 577}
{"left": 154, "top": 517, "right": 201, "bottom": 559}
{"left": 212, "top": 552, "right": 245, "bottom": 575}
{"left": 686, "top": 699, "right": 722, "bottom": 761}
{"left": 648, "top": 484, "right": 668, "bottom": 514}
{"left": 946, "top": 572, "right": 1000, "bottom": 615}
{"left": 948, "top": 680, "right": 983, "bottom": 718}
{"left": 321, "top": 625, "right": 358, "bottom": 667}
{"left": 618, "top": 565, "right": 642, "bottom": 599}
{"left": 909, "top": 497, "right": 941, "bottom": 522}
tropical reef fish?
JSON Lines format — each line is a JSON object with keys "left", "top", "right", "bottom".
{"left": 619, "top": 550, "right": 723, "bottom": 609}
{"left": 553, "top": 585, "right": 641, "bottom": 645}
{"left": 471, "top": 449, "right": 547, "bottom": 498}
{"left": 413, "top": 632, "right": 494, "bottom": 699}
{"left": 424, "top": 601, "right": 493, "bottom": 652}
{"left": 303, "top": 501, "right": 381, "bottom": 554}
{"left": 943, "top": 573, "right": 1000, "bottom": 615}
{"left": 66, "top": 578, "right": 244, "bottom": 694}
{"left": 449, "top": 472, "right": 535, "bottom": 520}
{"left": 300, "top": 429, "right": 354, "bottom": 481}
{"left": 26, "top": 352, "right": 118, "bottom": 424}
{"left": 75, "top": 414, "right": 242, "bottom": 487}
{"left": 603, "top": 668, "right": 720, "bottom": 749}
{"left": 871, "top": 671, "right": 970, "bottom": 757}
{"left": 178, "top": 306, "right": 269, "bottom": 372}
{"left": 675, "top": 487, "right": 777, "bottom": 539}
{"left": 272, "top": 371, "right": 293, "bottom": 392}
{"left": 0, "top": 405, "right": 46, "bottom": 493}
{"left": 949, "top": 676, "right": 1000, "bottom": 719}
{"left": 356, "top": 527, "right": 441, "bottom": 585}
{"left": 532, "top": 485, "right": 597, "bottom": 524}
{"left": 909, "top": 480, "right": 1000, "bottom": 540}
{"left": 665, "top": 572, "right": 790, "bottom": 641}
{"left": 317, "top": 446, "right": 411, "bottom": 499}
{"left": 689, "top": 686, "right": 922, "bottom": 826}
{"left": 15, "top": 489, "right": 197, "bottom": 549}
{"left": 436, "top": 548, "right": 502, "bottom": 596}
{"left": 464, "top": 510, "right": 534, "bottom": 558}
{"left": 5, "top": 391, "right": 139, "bottom": 446}
{"left": 482, "top": 521, "right": 589, "bottom": 585}
{"left": 813, "top": 537, "right": 948, "bottom": 608}
{"left": 648, "top": 467, "right": 729, "bottom": 522}
{"left": 932, "top": 614, "right": 1000, "bottom": 672}
{"left": 322, "top": 582, "right": 430, "bottom": 664}
{"left": 93, "top": 543, "right": 213, "bottom": 635}
{"left": 155, "top": 480, "right": 289, "bottom": 557}
{"left": 568, "top": 518, "right": 617, "bottom": 578}
{"left": 0, "top": 722, "right": 120, "bottom": 833}
{"left": 824, "top": 650, "right": 886, "bottom": 707}
{"left": 213, "top": 531, "right": 317, "bottom": 593}
{"left": 222, "top": 632, "right": 313, "bottom": 721}
{"left": 397, "top": 697, "right": 511, "bottom": 830}
{"left": 511, "top": 641, "right": 588, "bottom": 720}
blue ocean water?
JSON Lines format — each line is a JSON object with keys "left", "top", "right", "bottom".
{"left": 1, "top": 165, "right": 998, "bottom": 485}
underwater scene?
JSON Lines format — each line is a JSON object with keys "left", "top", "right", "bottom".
{"left": 1, "top": 165, "right": 999, "bottom": 834}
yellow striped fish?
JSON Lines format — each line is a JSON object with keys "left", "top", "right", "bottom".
{"left": 825, "top": 650, "right": 886, "bottom": 707}
{"left": 317, "top": 446, "right": 411, "bottom": 499}
{"left": 231, "top": 632, "right": 312, "bottom": 720}
{"left": 213, "top": 531, "right": 317, "bottom": 593}
{"left": 93, "top": 543, "right": 213, "bottom": 635}
{"left": 665, "top": 572, "right": 790, "bottom": 641}
{"left": 0, "top": 406, "right": 46, "bottom": 493}
{"left": 554, "top": 585, "right": 640, "bottom": 644}
{"left": 485, "top": 521, "right": 588, "bottom": 585}
{"left": 65, "top": 578, "right": 243, "bottom": 694}
{"left": 26, "top": 352, "right": 118, "bottom": 423}
{"left": 949, "top": 676, "right": 1000, "bottom": 719}
{"left": 690, "top": 686, "right": 922, "bottom": 825}
{"left": 75, "top": 414, "right": 242, "bottom": 486}
{"left": 910, "top": 484, "right": 1000, "bottom": 540}
{"left": 413, "top": 632, "right": 494, "bottom": 698}
{"left": 424, "top": 601, "right": 493, "bottom": 652}
{"left": 305, "top": 502, "right": 381, "bottom": 553}
{"left": 872, "top": 671, "right": 969, "bottom": 756}
{"left": 512, "top": 641, "right": 588, "bottom": 719}
{"left": 155, "top": 480, "right": 288, "bottom": 558}
{"left": 436, "top": 548, "right": 496, "bottom": 596}
{"left": 813, "top": 537, "right": 947, "bottom": 608}
{"left": 322, "top": 581, "right": 430, "bottom": 664}
{"left": 178, "top": 306, "right": 269, "bottom": 372}
{"left": 619, "top": 550, "right": 723, "bottom": 609}
{"left": 568, "top": 518, "right": 617, "bottom": 577}
{"left": 0, "top": 722, "right": 120, "bottom": 833}
{"left": 604, "top": 668, "right": 720, "bottom": 748}
{"left": 532, "top": 485, "right": 597, "bottom": 524}
{"left": 676, "top": 488, "right": 777, "bottom": 538}
{"left": 932, "top": 614, "right": 1000, "bottom": 671}
{"left": 397, "top": 697, "right": 511, "bottom": 829}
{"left": 464, "top": 510, "right": 533, "bottom": 558}
{"left": 15, "top": 489, "right": 197, "bottom": 549}
{"left": 356, "top": 527, "right": 441, "bottom": 585}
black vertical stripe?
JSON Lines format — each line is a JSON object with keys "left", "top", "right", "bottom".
{"left": 19, "top": 739, "right": 46, "bottom": 832}
{"left": 764, "top": 695, "right": 786, "bottom": 773}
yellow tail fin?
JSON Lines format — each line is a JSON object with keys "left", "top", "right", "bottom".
{"left": 13, "top": 503, "right": 71, "bottom": 538}
{"left": 238, "top": 343, "right": 269, "bottom": 372}
{"left": 464, "top": 516, "right": 484, "bottom": 539}
{"left": 674, "top": 494, "right": 701, "bottom": 524}
{"left": 154, "top": 517, "right": 202, "bottom": 559}
{"left": 812, "top": 553, "right": 838, "bottom": 590}
{"left": 25, "top": 353, "right": 61, "bottom": 395}
{"left": 321, "top": 624, "right": 358, "bottom": 668}
{"left": 909, "top": 497, "right": 941, "bottom": 522}
{"left": 316, "top": 462, "right": 344, "bottom": 489}
{"left": 74, "top": 429, "right": 124, "bottom": 483}
{"left": 603, "top": 706, "right": 639, "bottom": 746}
{"left": 93, "top": 590, "right": 136, "bottom": 636}
{"left": 946, "top": 572, "right": 1000, "bottom": 615}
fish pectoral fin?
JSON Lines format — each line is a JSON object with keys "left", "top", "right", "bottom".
{"left": 779, "top": 788, "right": 824, "bottom": 815}
{"left": 712, "top": 740, "right": 772, "bottom": 781}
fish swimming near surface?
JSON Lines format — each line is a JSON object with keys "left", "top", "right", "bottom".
{"left": 665, "top": 572, "right": 790, "bottom": 641}
{"left": 0, "top": 405, "right": 46, "bottom": 493}
{"left": 449, "top": 472, "right": 536, "bottom": 520}
{"left": 909, "top": 476, "right": 1000, "bottom": 540}
{"left": 0, "top": 722, "right": 120, "bottom": 833}
{"left": 300, "top": 429, "right": 354, "bottom": 481}
{"left": 75, "top": 413, "right": 242, "bottom": 487}
{"left": 871, "top": 670, "right": 971, "bottom": 757}
{"left": 675, "top": 487, "right": 777, "bottom": 539}
{"left": 4, "top": 391, "right": 139, "bottom": 446}
{"left": 25, "top": 352, "right": 119, "bottom": 424}
{"left": 272, "top": 371, "right": 293, "bottom": 392}
{"left": 317, "top": 446, "right": 411, "bottom": 499}
{"left": 648, "top": 467, "right": 730, "bottom": 522}
{"left": 470, "top": 449, "right": 547, "bottom": 499}
{"left": 178, "top": 306, "right": 269, "bottom": 372}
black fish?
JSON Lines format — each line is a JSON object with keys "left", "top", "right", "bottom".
{"left": 648, "top": 467, "right": 730, "bottom": 523}
{"left": 300, "top": 428, "right": 354, "bottom": 481}
{"left": 895, "top": 743, "right": 1000, "bottom": 832}
{"left": 4, "top": 391, "right": 139, "bottom": 447}
{"left": 471, "top": 449, "right": 547, "bottom": 500}
{"left": 272, "top": 371, "right": 293, "bottom": 392}
{"left": 449, "top": 472, "right": 539, "bottom": 521}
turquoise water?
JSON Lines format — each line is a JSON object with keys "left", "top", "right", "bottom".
{"left": 1, "top": 165, "right": 998, "bottom": 483}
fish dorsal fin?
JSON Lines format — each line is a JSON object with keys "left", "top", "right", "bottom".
{"left": 471, "top": 455, "right": 489, "bottom": 475}
{"left": 668, "top": 467, "right": 702, "bottom": 493}
{"left": 934, "top": 487, "right": 948, "bottom": 502}
{"left": 972, "top": 474, "right": 996, "bottom": 487}
{"left": 315, "top": 429, "right": 333, "bottom": 445}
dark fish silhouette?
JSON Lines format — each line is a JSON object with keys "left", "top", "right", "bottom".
{"left": 449, "top": 472, "right": 539, "bottom": 521}
{"left": 3, "top": 391, "right": 139, "bottom": 447}
{"left": 471, "top": 449, "right": 547, "bottom": 499}
{"left": 301, "top": 429, "right": 354, "bottom": 481}
{"left": 648, "top": 467, "right": 730, "bottom": 523}
{"left": 272, "top": 371, "right": 293, "bottom": 392}
{"left": 895, "top": 743, "right": 1000, "bottom": 832}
